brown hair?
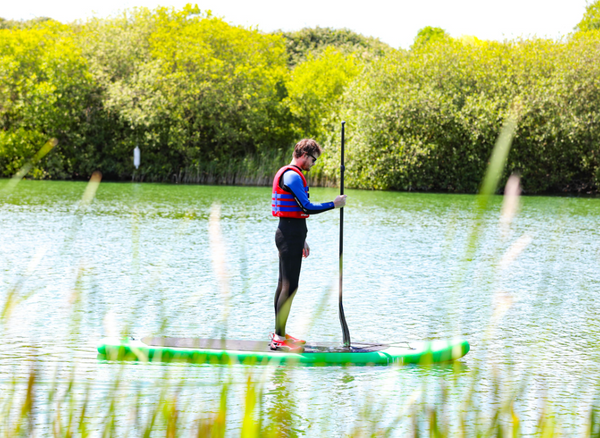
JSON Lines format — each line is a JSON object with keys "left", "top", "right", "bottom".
{"left": 293, "top": 139, "right": 322, "bottom": 159}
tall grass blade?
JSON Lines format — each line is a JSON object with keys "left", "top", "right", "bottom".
{"left": 0, "top": 138, "right": 57, "bottom": 195}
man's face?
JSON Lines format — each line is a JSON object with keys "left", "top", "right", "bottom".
{"left": 301, "top": 152, "right": 319, "bottom": 171}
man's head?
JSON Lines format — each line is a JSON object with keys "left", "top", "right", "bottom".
{"left": 293, "top": 139, "right": 321, "bottom": 171}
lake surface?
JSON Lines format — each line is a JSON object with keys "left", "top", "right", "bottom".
{"left": 1, "top": 179, "right": 600, "bottom": 435}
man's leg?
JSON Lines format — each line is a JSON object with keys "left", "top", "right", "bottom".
{"left": 275, "top": 251, "right": 303, "bottom": 337}
{"left": 273, "top": 218, "right": 307, "bottom": 343}
{"left": 274, "top": 260, "right": 283, "bottom": 315}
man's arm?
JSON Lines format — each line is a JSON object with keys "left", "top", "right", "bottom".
{"left": 282, "top": 170, "right": 334, "bottom": 214}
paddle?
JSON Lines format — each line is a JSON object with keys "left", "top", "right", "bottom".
{"left": 339, "top": 121, "right": 351, "bottom": 348}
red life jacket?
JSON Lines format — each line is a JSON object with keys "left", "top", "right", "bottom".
{"left": 272, "top": 165, "right": 309, "bottom": 218}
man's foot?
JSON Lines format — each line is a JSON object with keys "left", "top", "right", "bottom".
{"left": 285, "top": 334, "right": 306, "bottom": 345}
{"left": 270, "top": 333, "right": 304, "bottom": 353}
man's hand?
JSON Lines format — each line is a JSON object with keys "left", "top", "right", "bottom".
{"left": 334, "top": 195, "right": 347, "bottom": 208}
{"left": 303, "top": 241, "right": 310, "bottom": 258}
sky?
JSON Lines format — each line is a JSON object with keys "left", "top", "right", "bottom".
{"left": 2, "top": 0, "right": 591, "bottom": 49}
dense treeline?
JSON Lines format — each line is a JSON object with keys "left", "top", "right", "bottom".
{"left": 317, "top": 32, "right": 600, "bottom": 193}
{"left": 1, "top": 3, "right": 600, "bottom": 193}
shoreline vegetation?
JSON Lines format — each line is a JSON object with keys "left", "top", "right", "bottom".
{"left": 1, "top": 4, "right": 600, "bottom": 194}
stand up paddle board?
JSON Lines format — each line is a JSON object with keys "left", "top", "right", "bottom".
{"left": 97, "top": 336, "right": 469, "bottom": 366}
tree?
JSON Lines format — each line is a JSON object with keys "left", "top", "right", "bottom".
{"left": 284, "top": 47, "right": 362, "bottom": 140}
{"left": 575, "top": 0, "right": 600, "bottom": 32}
{"left": 0, "top": 20, "right": 96, "bottom": 179}
{"left": 0, "top": 17, "right": 53, "bottom": 30}
{"left": 278, "top": 26, "right": 390, "bottom": 67}
{"left": 148, "top": 5, "right": 292, "bottom": 161}
{"left": 411, "top": 26, "right": 451, "bottom": 49}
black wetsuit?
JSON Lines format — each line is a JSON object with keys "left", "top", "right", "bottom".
{"left": 274, "top": 168, "right": 334, "bottom": 337}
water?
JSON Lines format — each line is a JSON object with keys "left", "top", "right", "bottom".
{"left": 1, "top": 179, "right": 600, "bottom": 435}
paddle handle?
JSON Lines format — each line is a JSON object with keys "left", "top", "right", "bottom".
{"left": 339, "top": 121, "right": 351, "bottom": 348}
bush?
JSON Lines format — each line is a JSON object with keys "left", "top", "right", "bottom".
{"left": 278, "top": 26, "right": 391, "bottom": 67}
{"left": 284, "top": 47, "right": 363, "bottom": 141}
{"left": 317, "top": 34, "right": 600, "bottom": 193}
{"left": 0, "top": 20, "right": 99, "bottom": 179}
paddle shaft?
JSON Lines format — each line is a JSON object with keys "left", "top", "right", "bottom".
{"left": 339, "top": 121, "right": 351, "bottom": 348}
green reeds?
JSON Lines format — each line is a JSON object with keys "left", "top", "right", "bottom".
{"left": 131, "top": 148, "right": 292, "bottom": 186}
{"left": 3, "top": 366, "right": 600, "bottom": 436}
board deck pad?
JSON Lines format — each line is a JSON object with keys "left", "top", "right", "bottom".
{"left": 141, "top": 337, "right": 402, "bottom": 353}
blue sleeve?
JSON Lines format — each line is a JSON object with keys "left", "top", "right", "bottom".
{"left": 282, "top": 170, "right": 335, "bottom": 214}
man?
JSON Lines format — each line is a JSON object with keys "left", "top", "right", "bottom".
{"left": 270, "top": 139, "right": 347, "bottom": 352}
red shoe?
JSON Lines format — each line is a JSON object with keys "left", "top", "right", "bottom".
{"left": 270, "top": 334, "right": 304, "bottom": 353}
{"left": 285, "top": 334, "right": 306, "bottom": 345}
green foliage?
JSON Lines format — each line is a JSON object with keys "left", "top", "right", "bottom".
{"left": 1, "top": 5, "right": 296, "bottom": 182}
{"left": 74, "top": 5, "right": 294, "bottom": 181}
{"left": 285, "top": 47, "right": 363, "bottom": 140}
{"left": 0, "top": 20, "right": 97, "bottom": 179}
{"left": 147, "top": 5, "right": 292, "bottom": 161}
{"left": 0, "top": 17, "right": 54, "bottom": 30}
{"left": 278, "top": 26, "right": 391, "bottom": 67}
{"left": 1, "top": 5, "right": 600, "bottom": 192}
{"left": 575, "top": 0, "right": 600, "bottom": 32}
{"left": 318, "top": 34, "right": 600, "bottom": 193}
{"left": 412, "top": 26, "right": 451, "bottom": 49}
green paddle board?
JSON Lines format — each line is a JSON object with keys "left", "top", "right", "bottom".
{"left": 97, "top": 336, "right": 470, "bottom": 366}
